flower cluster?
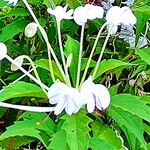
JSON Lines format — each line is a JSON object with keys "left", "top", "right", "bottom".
{"left": 0, "top": 0, "right": 137, "bottom": 116}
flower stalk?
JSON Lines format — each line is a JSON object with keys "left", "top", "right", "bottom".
{"left": 76, "top": 24, "right": 85, "bottom": 88}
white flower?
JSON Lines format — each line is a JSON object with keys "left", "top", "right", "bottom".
{"left": 48, "top": 82, "right": 84, "bottom": 115}
{"left": 73, "top": 4, "right": 104, "bottom": 26}
{"left": 11, "top": 56, "right": 24, "bottom": 71}
{"left": 25, "top": 22, "right": 38, "bottom": 38}
{"left": 4, "top": 0, "right": 18, "bottom": 6}
{"left": 47, "top": 5, "right": 73, "bottom": 22}
{"left": 122, "top": 0, "right": 135, "bottom": 6}
{"left": 0, "top": 43, "right": 7, "bottom": 61}
{"left": 80, "top": 77, "right": 110, "bottom": 113}
{"left": 106, "top": 6, "right": 136, "bottom": 34}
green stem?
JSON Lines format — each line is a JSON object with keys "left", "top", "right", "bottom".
{"left": 76, "top": 24, "right": 85, "bottom": 88}
{"left": 0, "top": 101, "right": 54, "bottom": 112}
{"left": 20, "top": 55, "right": 47, "bottom": 95}
{"left": 22, "top": 0, "right": 67, "bottom": 84}
{"left": 79, "top": 23, "right": 107, "bottom": 87}
{"left": 6, "top": 55, "right": 49, "bottom": 91}
{"left": 57, "top": 21, "right": 71, "bottom": 86}
{"left": 92, "top": 33, "right": 110, "bottom": 79}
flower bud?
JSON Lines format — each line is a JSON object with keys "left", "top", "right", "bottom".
{"left": 11, "top": 56, "right": 24, "bottom": 71}
{"left": 25, "top": 22, "right": 38, "bottom": 38}
{"left": 0, "top": 43, "right": 7, "bottom": 61}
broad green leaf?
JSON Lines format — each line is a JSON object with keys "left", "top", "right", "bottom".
{"left": 18, "top": 112, "right": 56, "bottom": 136}
{"left": 90, "top": 137, "right": 116, "bottom": 150}
{"left": 43, "top": 0, "right": 61, "bottom": 7}
{"left": 111, "top": 94, "right": 150, "bottom": 123}
{"left": 94, "top": 59, "right": 135, "bottom": 79}
{"left": 109, "top": 106, "right": 146, "bottom": 148}
{"left": 0, "top": 81, "right": 47, "bottom": 101}
{"left": 35, "top": 59, "right": 64, "bottom": 81}
{"left": 0, "top": 136, "right": 35, "bottom": 149}
{"left": 0, "top": 8, "right": 29, "bottom": 19}
{"left": 135, "top": 48, "right": 150, "bottom": 65}
{"left": 122, "top": 127, "right": 140, "bottom": 150}
{"left": 64, "top": 36, "right": 80, "bottom": 86}
{"left": 0, "top": 19, "right": 27, "bottom": 42}
{"left": 133, "top": 6, "right": 150, "bottom": 43}
{"left": 48, "top": 130, "right": 67, "bottom": 150}
{"left": 60, "top": 110, "right": 92, "bottom": 150}
{"left": 81, "top": 58, "right": 96, "bottom": 71}
{"left": 0, "top": 120, "right": 48, "bottom": 148}
{"left": 91, "top": 120, "right": 126, "bottom": 150}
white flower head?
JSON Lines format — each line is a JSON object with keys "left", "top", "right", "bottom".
{"left": 106, "top": 6, "right": 136, "bottom": 34}
{"left": 11, "top": 56, "right": 24, "bottom": 71}
{"left": 47, "top": 5, "right": 73, "bottom": 22}
{"left": 0, "top": 43, "right": 7, "bottom": 61}
{"left": 4, "top": 0, "right": 18, "bottom": 6}
{"left": 48, "top": 82, "right": 84, "bottom": 115}
{"left": 81, "top": 77, "right": 110, "bottom": 113}
{"left": 25, "top": 22, "right": 38, "bottom": 38}
{"left": 73, "top": 4, "right": 104, "bottom": 26}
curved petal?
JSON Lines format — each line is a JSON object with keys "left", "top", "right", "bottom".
{"left": 0, "top": 43, "right": 7, "bottom": 61}
{"left": 48, "top": 82, "right": 67, "bottom": 104}
{"left": 11, "top": 56, "right": 24, "bottom": 71}
{"left": 54, "top": 97, "right": 67, "bottom": 115}
{"left": 94, "top": 84, "right": 110, "bottom": 110}
{"left": 106, "top": 6, "right": 122, "bottom": 25}
{"left": 73, "top": 6, "right": 87, "bottom": 26}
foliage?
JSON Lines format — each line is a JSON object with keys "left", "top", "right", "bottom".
{"left": 0, "top": 0, "right": 150, "bottom": 149}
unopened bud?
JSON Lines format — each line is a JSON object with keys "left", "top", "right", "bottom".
{"left": 11, "top": 56, "right": 24, "bottom": 71}
{"left": 25, "top": 22, "right": 38, "bottom": 38}
{"left": 0, "top": 43, "right": 7, "bottom": 61}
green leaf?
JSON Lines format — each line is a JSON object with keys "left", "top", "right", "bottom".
{"left": 90, "top": 137, "right": 116, "bottom": 150}
{"left": 135, "top": 48, "right": 150, "bottom": 65}
{"left": 94, "top": 59, "right": 135, "bottom": 79}
{"left": 91, "top": 120, "right": 126, "bottom": 150}
{"left": 60, "top": 110, "right": 92, "bottom": 150}
{"left": 0, "top": 136, "right": 35, "bottom": 149}
{"left": 0, "top": 81, "right": 47, "bottom": 101}
{"left": 48, "top": 130, "right": 67, "bottom": 150}
{"left": 18, "top": 112, "right": 56, "bottom": 136}
{"left": 0, "top": 8, "right": 29, "bottom": 19}
{"left": 64, "top": 36, "right": 80, "bottom": 86}
{"left": 109, "top": 107, "right": 146, "bottom": 149}
{"left": 111, "top": 94, "right": 150, "bottom": 123}
{"left": 133, "top": 6, "right": 150, "bottom": 43}
{"left": 35, "top": 59, "right": 64, "bottom": 81}
{"left": 0, "top": 120, "right": 48, "bottom": 148}
{"left": 0, "top": 19, "right": 27, "bottom": 42}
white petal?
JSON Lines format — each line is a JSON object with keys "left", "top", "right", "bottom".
{"left": 73, "top": 6, "right": 87, "bottom": 26}
{"left": 25, "top": 22, "right": 38, "bottom": 38}
{"left": 0, "top": 43, "right": 7, "bottom": 61}
{"left": 54, "top": 98, "right": 67, "bottom": 115}
{"left": 84, "top": 4, "right": 104, "bottom": 20}
{"left": 48, "top": 82, "right": 67, "bottom": 104}
{"left": 80, "top": 77, "right": 95, "bottom": 113}
{"left": 65, "top": 97, "right": 75, "bottom": 115}
{"left": 94, "top": 84, "right": 110, "bottom": 110}
{"left": 107, "top": 24, "right": 118, "bottom": 35}
{"left": 106, "top": 6, "right": 122, "bottom": 25}
{"left": 120, "top": 7, "right": 136, "bottom": 25}
{"left": 11, "top": 56, "right": 24, "bottom": 71}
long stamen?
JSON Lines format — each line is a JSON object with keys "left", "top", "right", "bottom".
{"left": 80, "top": 22, "right": 107, "bottom": 87}
{"left": 5, "top": 55, "right": 49, "bottom": 91}
{"left": 57, "top": 21, "right": 71, "bottom": 86}
{"left": 76, "top": 24, "right": 85, "bottom": 88}
{"left": 92, "top": 33, "right": 110, "bottom": 79}
{"left": 0, "top": 101, "right": 54, "bottom": 112}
